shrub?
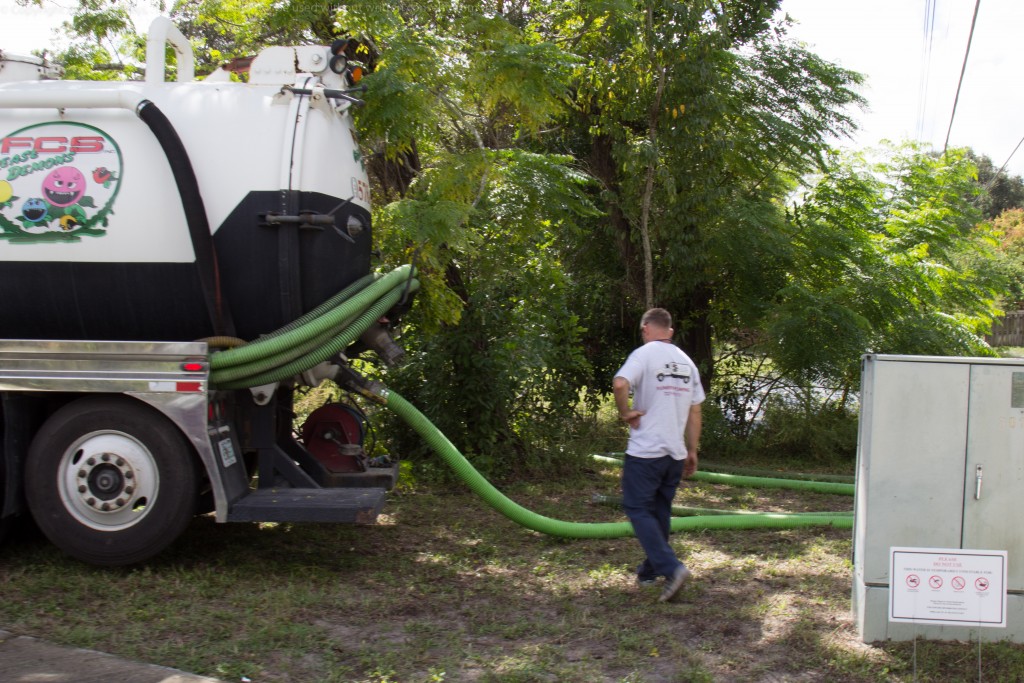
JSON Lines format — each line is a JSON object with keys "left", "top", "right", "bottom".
{"left": 748, "top": 396, "right": 858, "bottom": 464}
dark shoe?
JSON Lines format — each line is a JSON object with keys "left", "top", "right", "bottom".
{"left": 636, "top": 575, "right": 659, "bottom": 588}
{"left": 659, "top": 565, "right": 692, "bottom": 603}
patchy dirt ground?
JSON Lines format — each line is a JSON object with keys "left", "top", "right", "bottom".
{"left": 0, "top": 465, "right": 1020, "bottom": 682}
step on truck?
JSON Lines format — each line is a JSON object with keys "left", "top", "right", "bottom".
{"left": 0, "top": 19, "right": 410, "bottom": 565}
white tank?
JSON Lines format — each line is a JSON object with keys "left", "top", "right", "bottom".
{"left": 0, "top": 50, "right": 64, "bottom": 82}
{"left": 0, "top": 18, "right": 372, "bottom": 341}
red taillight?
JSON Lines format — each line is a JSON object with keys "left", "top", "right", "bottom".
{"left": 182, "top": 362, "right": 205, "bottom": 372}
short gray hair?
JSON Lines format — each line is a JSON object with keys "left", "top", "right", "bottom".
{"left": 641, "top": 308, "right": 672, "bottom": 329}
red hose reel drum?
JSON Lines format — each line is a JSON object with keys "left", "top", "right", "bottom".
{"left": 301, "top": 403, "right": 367, "bottom": 473}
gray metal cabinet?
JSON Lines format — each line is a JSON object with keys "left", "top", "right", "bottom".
{"left": 854, "top": 355, "right": 1024, "bottom": 642}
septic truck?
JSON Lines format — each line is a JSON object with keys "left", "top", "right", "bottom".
{"left": 0, "top": 19, "right": 415, "bottom": 566}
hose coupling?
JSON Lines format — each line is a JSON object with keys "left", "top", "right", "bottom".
{"left": 336, "top": 365, "right": 388, "bottom": 404}
{"left": 359, "top": 323, "right": 406, "bottom": 366}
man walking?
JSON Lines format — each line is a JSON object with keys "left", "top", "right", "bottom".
{"left": 613, "top": 308, "right": 704, "bottom": 602}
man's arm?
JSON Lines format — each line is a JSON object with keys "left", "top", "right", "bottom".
{"left": 683, "top": 402, "right": 702, "bottom": 477}
{"left": 613, "top": 376, "right": 643, "bottom": 429}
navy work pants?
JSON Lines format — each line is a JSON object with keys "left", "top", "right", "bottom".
{"left": 622, "top": 453, "right": 685, "bottom": 580}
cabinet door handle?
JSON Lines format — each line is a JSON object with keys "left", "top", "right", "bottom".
{"left": 975, "top": 464, "right": 984, "bottom": 500}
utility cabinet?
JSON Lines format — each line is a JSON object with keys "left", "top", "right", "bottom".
{"left": 854, "top": 354, "right": 1024, "bottom": 642}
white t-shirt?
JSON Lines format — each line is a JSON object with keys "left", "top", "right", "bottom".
{"left": 615, "top": 340, "right": 706, "bottom": 460}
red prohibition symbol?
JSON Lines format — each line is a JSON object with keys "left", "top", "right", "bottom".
{"left": 906, "top": 574, "right": 920, "bottom": 588}
{"left": 976, "top": 577, "right": 990, "bottom": 591}
{"left": 929, "top": 575, "right": 943, "bottom": 589}
{"left": 951, "top": 576, "right": 966, "bottom": 591}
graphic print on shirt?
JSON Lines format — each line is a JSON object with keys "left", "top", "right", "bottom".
{"left": 656, "top": 361, "right": 692, "bottom": 383}
{"left": 651, "top": 360, "right": 693, "bottom": 400}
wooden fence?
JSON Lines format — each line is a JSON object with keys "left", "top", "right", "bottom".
{"left": 988, "top": 310, "right": 1024, "bottom": 347}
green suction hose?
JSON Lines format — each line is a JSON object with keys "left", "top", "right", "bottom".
{"left": 261, "top": 273, "right": 379, "bottom": 341}
{"left": 589, "top": 494, "right": 852, "bottom": 519}
{"left": 672, "top": 507, "right": 851, "bottom": 518}
{"left": 594, "top": 452, "right": 855, "bottom": 484}
{"left": 214, "top": 281, "right": 418, "bottom": 388}
{"left": 211, "top": 264, "right": 415, "bottom": 372}
{"left": 690, "top": 470, "right": 853, "bottom": 496}
{"left": 213, "top": 321, "right": 350, "bottom": 385}
{"left": 208, "top": 265, "right": 418, "bottom": 388}
{"left": 383, "top": 389, "right": 851, "bottom": 538}
{"left": 700, "top": 462, "right": 854, "bottom": 484}
{"left": 591, "top": 454, "right": 853, "bottom": 496}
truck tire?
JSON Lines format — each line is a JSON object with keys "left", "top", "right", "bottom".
{"left": 25, "top": 397, "right": 198, "bottom": 566}
{"left": 0, "top": 408, "right": 9, "bottom": 548}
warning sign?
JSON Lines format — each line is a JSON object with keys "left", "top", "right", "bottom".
{"left": 889, "top": 547, "right": 1008, "bottom": 627}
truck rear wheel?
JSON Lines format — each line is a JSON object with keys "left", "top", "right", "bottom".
{"left": 25, "top": 397, "right": 198, "bottom": 566}
{"left": 0, "top": 406, "right": 10, "bottom": 548}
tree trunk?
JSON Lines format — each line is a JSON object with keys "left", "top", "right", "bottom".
{"left": 675, "top": 285, "right": 716, "bottom": 390}
{"left": 588, "top": 133, "right": 644, "bottom": 305}
{"left": 639, "top": 2, "right": 667, "bottom": 309}
{"left": 639, "top": 65, "right": 666, "bottom": 309}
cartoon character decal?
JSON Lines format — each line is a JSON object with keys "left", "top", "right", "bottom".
{"left": 0, "top": 122, "right": 122, "bottom": 244}
{"left": 21, "top": 198, "right": 48, "bottom": 222}
{"left": 92, "top": 167, "right": 117, "bottom": 188}
{"left": 41, "top": 167, "right": 87, "bottom": 207}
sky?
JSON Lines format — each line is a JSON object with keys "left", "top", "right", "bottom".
{"left": 3, "top": 0, "right": 1024, "bottom": 176}
{"left": 780, "top": 0, "right": 1024, "bottom": 176}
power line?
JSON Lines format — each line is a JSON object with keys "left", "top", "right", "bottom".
{"left": 943, "top": 0, "right": 982, "bottom": 153}
{"left": 916, "top": 0, "right": 937, "bottom": 142}
{"left": 984, "top": 132, "right": 1024, "bottom": 193}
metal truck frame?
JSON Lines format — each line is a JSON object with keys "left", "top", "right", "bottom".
{"left": 0, "top": 339, "right": 394, "bottom": 565}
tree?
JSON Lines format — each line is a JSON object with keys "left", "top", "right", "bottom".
{"left": 340, "top": 4, "right": 600, "bottom": 471}
{"left": 966, "top": 150, "right": 1024, "bottom": 221}
{"left": 36, "top": 0, "right": 344, "bottom": 79}
{"left": 553, "top": 1, "right": 864, "bottom": 388}
{"left": 28, "top": 0, "right": 155, "bottom": 80}
{"left": 766, "top": 143, "right": 1005, "bottom": 389}
{"left": 991, "top": 207, "right": 1024, "bottom": 307}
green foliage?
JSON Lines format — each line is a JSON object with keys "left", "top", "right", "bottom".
{"left": 699, "top": 400, "right": 752, "bottom": 461}
{"left": 170, "top": 0, "right": 311, "bottom": 73}
{"left": 710, "top": 347, "right": 783, "bottom": 440}
{"left": 45, "top": 0, "right": 340, "bottom": 79}
{"left": 44, "top": 0, "right": 154, "bottom": 80}
{"left": 967, "top": 149, "right": 1024, "bottom": 220}
{"left": 991, "top": 207, "right": 1024, "bottom": 306}
{"left": 462, "top": 15, "right": 579, "bottom": 133}
{"left": 344, "top": 3, "right": 605, "bottom": 472}
{"left": 555, "top": 1, "right": 866, "bottom": 387}
{"left": 701, "top": 348, "right": 857, "bottom": 464}
{"left": 751, "top": 393, "right": 858, "bottom": 463}
{"left": 381, "top": 206, "right": 595, "bottom": 480}
{"left": 767, "top": 144, "right": 1005, "bottom": 386}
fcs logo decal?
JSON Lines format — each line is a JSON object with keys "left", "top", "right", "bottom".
{"left": 0, "top": 122, "right": 122, "bottom": 244}
{"left": 0, "top": 136, "right": 105, "bottom": 155}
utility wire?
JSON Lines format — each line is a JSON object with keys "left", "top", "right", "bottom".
{"left": 916, "top": 0, "right": 937, "bottom": 142}
{"left": 979, "top": 132, "right": 1024, "bottom": 198}
{"left": 943, "top": 0, "right": 982, "bottom": 153}
{"left": 994, "top": 134, "right": 1024, "bottom": 180}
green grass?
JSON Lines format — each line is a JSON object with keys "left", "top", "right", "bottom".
{"left": 2, "top": 462, "right": 1024, "bottom": 682}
